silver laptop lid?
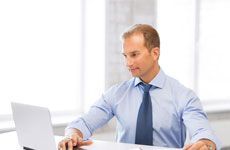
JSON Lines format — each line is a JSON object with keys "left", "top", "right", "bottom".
{"left": 11, "top": 102, "right": 56, "bottom": 150}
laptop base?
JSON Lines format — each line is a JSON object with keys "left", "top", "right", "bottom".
{"left": 23, "top": 146, "right": 35, "bottom": 150}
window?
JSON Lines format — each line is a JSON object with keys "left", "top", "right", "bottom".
{"left": 157, "top": 0, "right": 196, "bottom": 89}
{"left": 157, "top": 0, "right": 230, "bottom": 111}
{"left": 0, "top": 0, "right": 105, "bottom": 128}
{"left": 198, "top": 0, "right": 230, "bottom": 103}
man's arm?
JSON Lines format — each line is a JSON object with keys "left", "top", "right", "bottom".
{"left": 58, "top": 93, "right": 114, "bottom": 149}
{"left": 182, "top": 91, "right": 221, "bottom": 150}
{"left": 184, "top": 139, "right": 216, "bottom": 150}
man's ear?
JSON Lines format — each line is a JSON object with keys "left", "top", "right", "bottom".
{"left": 151, "top": 47, "right": 160, "bottom": 60}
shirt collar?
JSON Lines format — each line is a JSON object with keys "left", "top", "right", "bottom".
{"left": 134, "top": 68, "right": 166, "bottom": 89}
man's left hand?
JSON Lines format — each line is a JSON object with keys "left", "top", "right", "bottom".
{"left": 183, "top": 139, "right": 216, "bottom": 150}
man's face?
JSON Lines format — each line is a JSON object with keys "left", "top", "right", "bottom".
{"left": 122, "top": 33, "right": 159, "bottom": 82}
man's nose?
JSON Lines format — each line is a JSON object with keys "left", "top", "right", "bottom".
{"left": 126, "top": 57, "right": 133, "bottom": 67}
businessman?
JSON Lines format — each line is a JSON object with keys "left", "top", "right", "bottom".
{"left": 58, "top": 24, "right": 220, "bottom": 150}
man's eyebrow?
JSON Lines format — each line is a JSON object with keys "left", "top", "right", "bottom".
{"left": 122, "top": 50, "right": 140, "bottom": 55}
{"left": 130, "top": 50, "right": 140, "bottom": 53}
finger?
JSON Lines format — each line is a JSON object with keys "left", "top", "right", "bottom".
{"left": 67, "top": 140, "right": 73, "bottom": 150}
{"left": 59, "top": 137, "right": 73, "bottom": 150}
{"left": 70, "top": 134, "right": 81, "bottom": 146}
{"left": 78, "top": 140, "right": 93, "bottom": 146}
{"left": 188, "top": 141, "right": 205, "bottom": 150}
{"left": 75, "top": 136, "right": 83, "bottom": 146}
{"left": 184, "top": 144, "right": 193, "bottom": 150}
{"left": 58, "top": 140, "right": 66, "bottom": 150}
{"left": 200, "top": 145, "right": 209, "bottom": 150}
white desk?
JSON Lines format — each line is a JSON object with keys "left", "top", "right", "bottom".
{"left": 0, "top": 131, "right": 182, "bottom": 150}
{"left": 79, "top": 140, "right": 182, "bottom": 150}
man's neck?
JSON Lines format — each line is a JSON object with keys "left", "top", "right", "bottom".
{"left": 141, "top": 65, "right": 160, "bottom": 83}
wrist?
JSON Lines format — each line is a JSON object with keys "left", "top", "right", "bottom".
{"left": 65, "top": 128, "right": 83, "bottom": 138}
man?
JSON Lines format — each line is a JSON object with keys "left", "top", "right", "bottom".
{"left": 58, "top": 24, "right": 220, "bottom": 150}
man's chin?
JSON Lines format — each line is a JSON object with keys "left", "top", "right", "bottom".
{"left": 130, "top": 73, "right": 139, "bottom": 77}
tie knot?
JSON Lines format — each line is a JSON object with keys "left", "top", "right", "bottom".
{"left": 143, "top": 84, "right": 152, "bottom": 92}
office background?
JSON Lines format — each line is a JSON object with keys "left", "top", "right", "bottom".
{"left": 0, "top": 0, "right": 230, "bottom": 148}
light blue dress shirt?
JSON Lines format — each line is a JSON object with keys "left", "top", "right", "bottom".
{"left": 66, "top": 69, "right": 221, "bottom": 149}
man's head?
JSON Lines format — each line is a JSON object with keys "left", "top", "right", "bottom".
{"left": 121, "top": 24, "right": 160, "bottom": 83}
{"left": 122, "top": 24, "right": 160, "bottom": 51}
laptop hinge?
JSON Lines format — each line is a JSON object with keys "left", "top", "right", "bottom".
{"left": 23, "top": 146, "right": 35, "bottom": 150}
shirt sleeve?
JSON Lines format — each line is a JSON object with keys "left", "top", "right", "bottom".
{"left": 182, "top": 91, "right": 222, "bottom": 150}
{"left": 65, "top": 94, "right": 114, "bottom": 140}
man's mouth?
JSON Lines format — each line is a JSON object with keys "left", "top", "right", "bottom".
{"left": 129, "top": 68, "right": 138, "bottom": 72}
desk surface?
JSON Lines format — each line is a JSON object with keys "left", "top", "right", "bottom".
{"left": 79, "top": 140, "right": 182, "bottom": 150}
{"left": 0, "top": 131, "right": 182, "bottom": 150}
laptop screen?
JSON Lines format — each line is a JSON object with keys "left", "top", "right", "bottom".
{"left": 11, "top": 102, "right": 57, "bottom": 150}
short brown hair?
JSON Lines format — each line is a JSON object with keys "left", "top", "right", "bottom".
{"left": 121, "top": 24, "right": 160, "bottom": 50}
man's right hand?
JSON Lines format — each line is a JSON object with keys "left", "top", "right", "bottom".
{"left": 58, "top": 128, "right": 93, "bottom": 150}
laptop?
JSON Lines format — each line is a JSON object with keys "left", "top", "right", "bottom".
{"left": 11, "top": 102, "right": 59, "bottom": 150}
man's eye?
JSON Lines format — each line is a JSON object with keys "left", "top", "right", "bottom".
{"left": 131, "top": 53, "right": 137, "bottom": 57}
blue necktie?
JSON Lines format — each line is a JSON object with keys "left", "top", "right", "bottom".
{"left": 135, "top": 83, "right": 153, "bottom": 145}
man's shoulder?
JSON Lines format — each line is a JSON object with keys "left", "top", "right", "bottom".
{"left": 163, "top": 73, "right": 199, "bottom": 110}
{"left": 165, "top": 73, "right": 198, "bottom": 100}
{"left": 164, "top": 73, "right": 188, "bottom": 90}
{"left": 110, "top": 78, "right": 135, "bottom": 90}
{"left": 105, "top": 78, "right": 135, "bottom": 95}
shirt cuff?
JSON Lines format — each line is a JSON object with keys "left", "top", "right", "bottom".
{"left": 65, "top": 118, "right": 92, "bottom": 141}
